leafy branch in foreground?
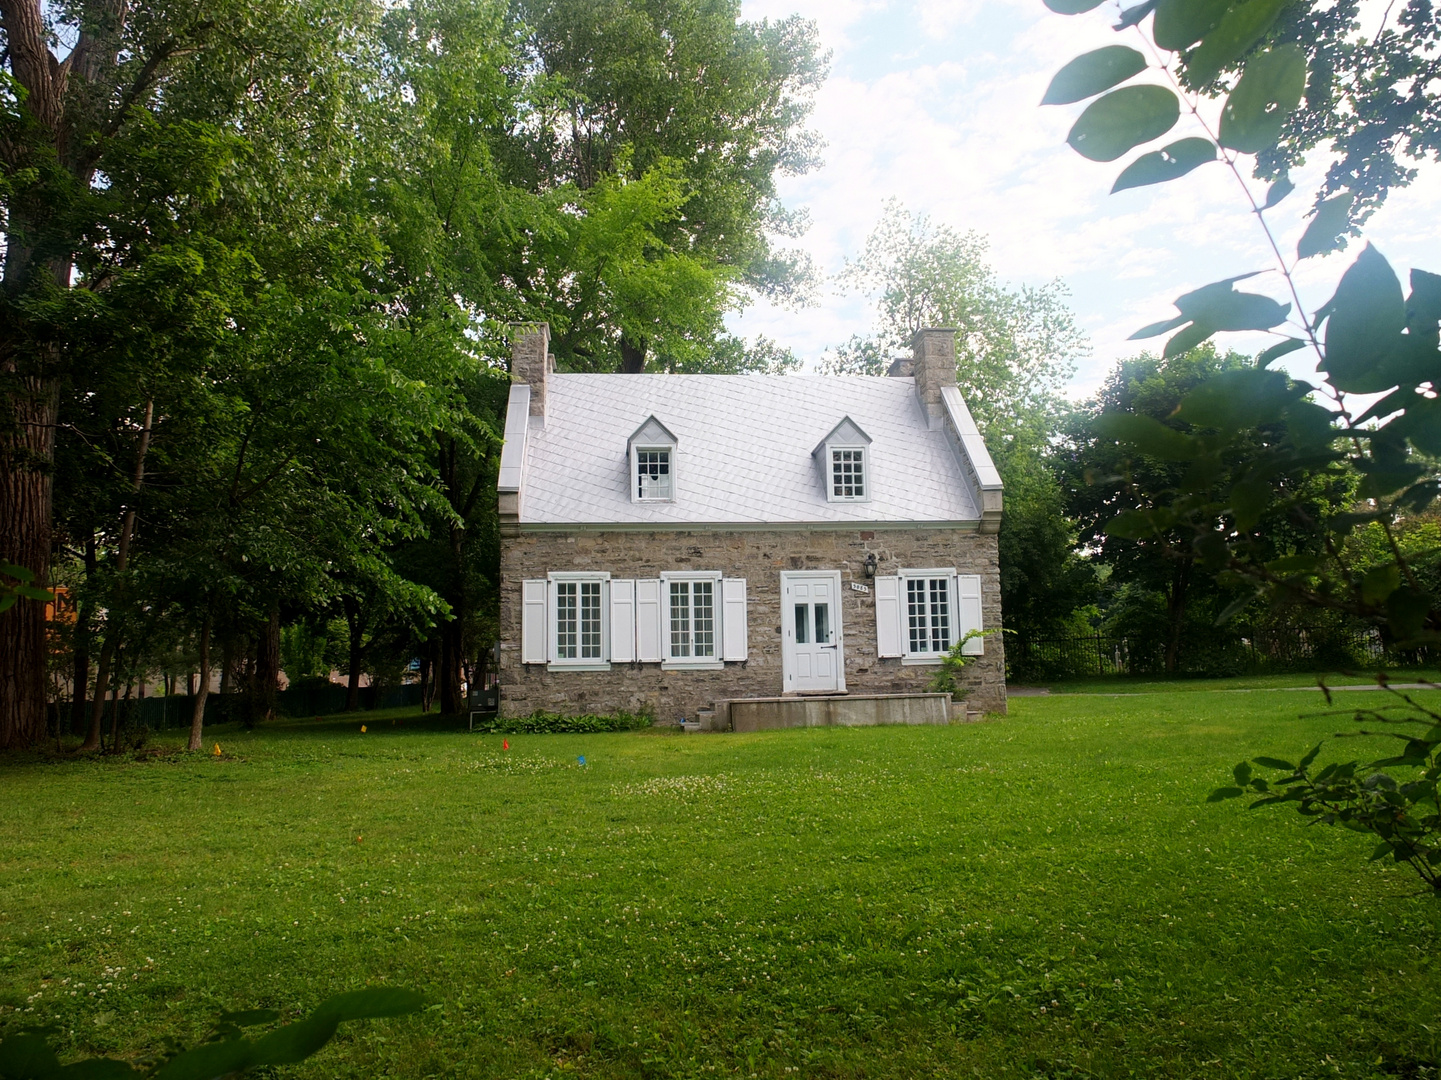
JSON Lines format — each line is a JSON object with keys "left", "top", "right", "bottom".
{"left": 0, "top": 564, "right": 53, "bottom": 616}
{"left": 1042, "top": 0, "right": 1439, "bottom": 888}
{"left": 1210, "top": 679, "right": 1441, "bottom": 892}
{"left": 0, "top": 987, "right": 422, "bottom": 1079}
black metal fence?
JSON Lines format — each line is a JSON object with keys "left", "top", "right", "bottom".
{"left": 1006, "top": 625, "right": 1434, "bottom": 682}
{"left": 55, "top": 681, "right": 426, "bottom": 734}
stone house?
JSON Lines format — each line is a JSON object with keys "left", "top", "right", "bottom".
{"left": 495, "top": 324, "right": 1007, "bottom": 726}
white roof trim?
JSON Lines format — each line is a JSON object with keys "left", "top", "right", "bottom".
{"left": 940, "top": 386, "right": 1001, "bottom": 490}
{"left": 497, "top": 383, "right": 530, "bottom": 493}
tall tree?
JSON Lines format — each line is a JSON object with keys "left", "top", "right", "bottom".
{"left": 826, "top": 202, "right": 1095, "bottom": 638}
{"left": 505, "top": 0, "right": 827, "bottom": 370}
{"left": 0, "top": 0, "right": 392, "bottom": 746}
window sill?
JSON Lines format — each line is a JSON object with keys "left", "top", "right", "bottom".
{"left": 900, "top": 655, "right": 944, "bottom": 666}
{"left": 547, "top": 662, "right": 612, "bottom": 673}
{"left": 661, "top": 659, "right": 724, "bottom": 671}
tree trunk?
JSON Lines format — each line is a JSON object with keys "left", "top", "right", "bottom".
{"left": 619, "top": 334, "right": 647, "bottom": 374}
{"left": 77, "top": 398, "right": 153, "bottom": 752}
{"left": 0, "top": 371, "right": 59, "bottom": 749}
{"left": 109, "top": 675, "right": 131, "bottom": 752}
{"left": 344, "top": 596, "right": 363, "bottom": 712}
{"left": 253, "top": 604, "right": 280, "bottom": 722}
{"left": 418, "top": 649, "right": 433, "bottom": 714}
{"left": 1164, "top": 559, "right": 1192, "bottom": 675}
{"left": 187, "top": 615, "right": 211, "bottom": 751}
{"left": 439, "top": 619, "right": 464, "bottom": 716}
{"left": 219, "top": 636, "right": 234, "bottom": 696}
{"left": 69, "top": 534, "right": 97, "bottom": 737}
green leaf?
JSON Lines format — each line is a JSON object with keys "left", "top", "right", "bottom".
{"left": 1043, "top": 46, "right": 1148, "bottom": 105}
{"left": 1299, "top": 743, "right": 1323, "bottom": 769}
{"left": 1386, "top": 587, "right": 1433, "bottom": 643}
{"left": 1218, "top": 45, "right": 1307, "bottom": 153}
{"left": 1104, "top": 510, "right": 1160, "bottom": 539}
{"left": 1386, "top": 395, "right": 1441, "bottom": 455}
{"left": 0, "top": 562, "right": 36, "bottom": 583}
{"left": 1296, "top": 193, "right": 1355, "bottom": 261}
{"left": 216, "top": 1010, "right": 280, "bottom": 1028}
{"left": 1321, "top": 244, "right": 1406, "bottom": 393}
{"left": 1208, "top": 786, "right": 1245, "bottom": 802}
{"left": 1261, "top": 175, "right": 1295, "bottom": 209}
{"left": 1256, "top": 338, "right": 1306, "bottom": 366}
{"left": 1265, "top": 554, "right": 1322, "bottom": 576}
{"left": 1176, "top": 280, "right": 1290, "bottom": 332}
{"left": 1130, "top": 314, "right": 1189, "bottom": 339}
{"left": 1361, "top": 565, "right": 1402, "bottom": 605}
{"left": 1044, "top": 0, "right": 1107, "bottom": 12}
{"left": 1229, "top": 475, "right": 1273, "bottom": 530}
{"left": 1187, "top": 0, "right": 1291, "bottom": 85}
{"left": 151, "top": 1040, "right": 253, "bottom": 1080}
{"left": 1114, "top": 0, "right": 1159, "bottom": 30}
{"left": 1152, "top": 0, "right": 1231, "bottom": 51}
{"left": 311, "top": 988, "right": 424, "bottom": 1022}
{"left": 57, "top": 1061, "right": 140, "bottom": 1078}
{"left": 0, "top": 1034, "right": 62, "bottom": 1079}
{"left": 1164, "top": 321, "right": 1218, "bottom": 359}
{"left": 1177, "top": 368, "right": 1294, "bottom": 429}
{"left": 1253, "top": 756, "right": 1295, "bottom": 771}
{"left": 1370, "top": 841, "right": 1394, "bottom": 862}
{"left": 1067, "top": 86, "right": 1180, "bottom": 162}
{"left": 1094, "top": 412, "right": 1201, "bottom": 459}
{"left": 249, "top": 1017, "right": 340, "bottom": 1068}
{"left": 1111, "top": 137, "right": 1216, "bottom": 192}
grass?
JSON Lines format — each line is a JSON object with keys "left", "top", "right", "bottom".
{"left": 3, "top": 686, "right": 1441, "bottom": 1079}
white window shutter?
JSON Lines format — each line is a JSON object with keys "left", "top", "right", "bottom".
{"left": 610, "top": 579, "right": 636, "bottom": 663}
{"left": 721, "top": 578, "right": 748, "bottom": 661}
{"left": 957, "top": 573, "right": 984, "bottom": 655}
{"left": 875, "top": 575, "right": 903, "bottom": 658}
{"left": 635, "top": 579, "right": 663, "bottom": 662}
{"left": 521, "top": 579, "right": 547, "bottom": 664}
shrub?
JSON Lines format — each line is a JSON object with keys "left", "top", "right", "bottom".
{"left": 479, "top": 710, "right": 653, "bottom": 734}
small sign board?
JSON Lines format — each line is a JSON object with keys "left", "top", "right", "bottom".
{"left": 850, "top": 582, "right": 870, "bottom": 593}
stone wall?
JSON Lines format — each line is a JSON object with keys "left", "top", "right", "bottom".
{"left": 498, "top": 526, "right": 1006, "bottom": 720}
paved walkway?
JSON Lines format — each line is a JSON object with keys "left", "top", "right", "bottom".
{"left": 1022, "top": 682, "right": 1439, "bottom": 697}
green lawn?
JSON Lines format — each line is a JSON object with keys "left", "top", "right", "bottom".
{"left": 3, "top": 688, "right": 1441, "bottom": 1079}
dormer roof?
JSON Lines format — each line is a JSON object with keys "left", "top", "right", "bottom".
{"left": 628, "top": 415, "right": 678, "bottom": 447}
{"left": 811, "top": 416, "right": 871, "bottom": 456}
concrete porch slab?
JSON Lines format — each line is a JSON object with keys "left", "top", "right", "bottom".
{"left": 720, "top": 693, "right": 952, "bottom": 733}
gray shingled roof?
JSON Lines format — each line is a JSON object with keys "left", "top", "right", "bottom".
{"left": 514, "top": 373, "right": 988, "bottom": 525}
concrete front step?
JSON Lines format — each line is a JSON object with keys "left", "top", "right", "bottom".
{"left": 706, "top": 692, "right": 957, "bottom": 733}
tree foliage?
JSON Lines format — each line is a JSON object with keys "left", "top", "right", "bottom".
{"left": 1043, "top": 0, "right": 1440, "bottom": 885}
{"left": 826, "top": 201, "right": 1095, "bottom": 640}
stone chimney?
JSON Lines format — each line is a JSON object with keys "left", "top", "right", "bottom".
{"left": 510, "top": 323, "right": 552, "bottom": 418}
{"left": 911, "top": 328, "right": 957, "bottom": 425}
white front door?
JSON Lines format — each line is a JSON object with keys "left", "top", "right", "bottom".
{"left": 781, "top": 571, "right": 844, "bottom": 694}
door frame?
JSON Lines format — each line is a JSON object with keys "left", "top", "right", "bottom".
{"left": 779, "top": 569, "right": 846, "bottom": 695}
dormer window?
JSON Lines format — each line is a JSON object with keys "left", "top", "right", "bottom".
{"left": 627, "top": 415, "right": 678, "bottom": 504}
{"left": 831, "top": 447, "right": 866, "bottom": 499}
{"left": 636, "top": 448, "right": 672, "bottom": 500}
{"left": 813, "top": 416, "right": 872, "bottom": 504}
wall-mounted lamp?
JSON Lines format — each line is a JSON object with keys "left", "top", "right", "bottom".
{"left": 863, "top": 552, "right": 877, "bottom": 579}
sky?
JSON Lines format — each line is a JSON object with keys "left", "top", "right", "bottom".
{"left": 729, "top": 0, "right": 1441, "bottom": 399}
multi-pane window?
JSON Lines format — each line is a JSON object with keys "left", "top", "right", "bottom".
{"left": 831, "top": 448, "right": 865, "bottom": 499}
{"left": 555, "top": 580, "right": 602, "bottom": 660}
{"left": 636, "top": 448, "right": 672, "bottom": 500}
{"left": 668, "top": 579, "right": 715, "bottom": 658}
{"left": 906, "top": 576, "right": 951, "bottom": 654}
